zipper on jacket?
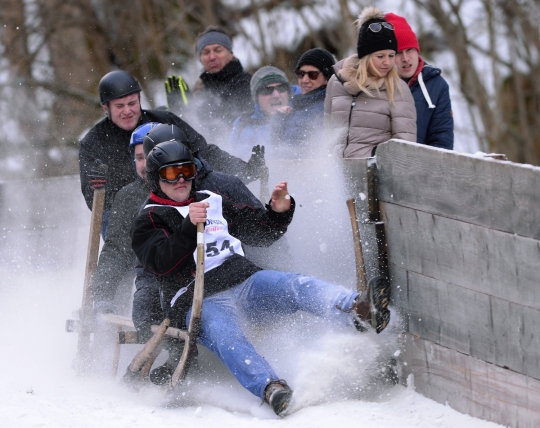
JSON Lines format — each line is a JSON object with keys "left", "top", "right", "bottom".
{"left": 343, "top": 94, "right": 358, "bottom": 157}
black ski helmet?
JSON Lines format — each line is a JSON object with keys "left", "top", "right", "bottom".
{"left": 146, "top": 140, "right": 195, "bottom": 192}
{"left": 98, "top": 70, "right": 141, "bottom": 105}
{"left": 143, "top": 123, "right": 192, "bottom": 157}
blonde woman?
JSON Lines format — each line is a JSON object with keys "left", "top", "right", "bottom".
{"left": 324, "top": 6, "right": 416, "bottom": 158}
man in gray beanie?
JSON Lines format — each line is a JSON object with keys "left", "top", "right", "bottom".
{"left": 188, "top": 26, "right": 253, "bottom": 144}
{"left": 229, "top": 66, "right": 292, "bottom": 159}
{"left": 250, "top": 66, "right": 291, "bottom": 116}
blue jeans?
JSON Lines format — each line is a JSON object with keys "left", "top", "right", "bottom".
{"left": 186, "top": 270, "right": 359, "bottom": 399}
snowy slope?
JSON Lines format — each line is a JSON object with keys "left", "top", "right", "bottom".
{"left": 0, "top": 268, "right": 503, "bottom": 428}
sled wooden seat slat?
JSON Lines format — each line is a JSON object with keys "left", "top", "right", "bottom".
{"left": 100, "top": 314, "right": 189, "bottom": 342}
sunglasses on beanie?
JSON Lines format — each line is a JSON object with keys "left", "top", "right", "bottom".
{"left": 368, "top": 22, "right": 394, "bottom": 32}
{"left": 158, "top": 162, "right": 197, "bottom": 183}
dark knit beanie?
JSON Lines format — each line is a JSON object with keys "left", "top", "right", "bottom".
{"left": 250, "top": 66, "right": 290, "bottom": 102}
{"left": 356, "top": 10, "right": 397, "bottom": 59}
{"left": 196, "top": 30, "right": 233, "bottom": 57}
{"left": 385, "top": 13, "right": 420, "bottom": 53}
{"left": 295, "top": 48, "right": 336, "bottom": 80}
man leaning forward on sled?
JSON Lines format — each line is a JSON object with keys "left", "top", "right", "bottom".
{"left": 131, "top": 139, "right": 390, "bottom": 416}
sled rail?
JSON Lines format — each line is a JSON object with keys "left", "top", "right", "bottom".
{"left": 100, "top": 314, "right": 189, "bottom": 342}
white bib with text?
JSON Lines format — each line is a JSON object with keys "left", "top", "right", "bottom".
{"left": 145, "top": 190, "right": 244, "bottom": 273}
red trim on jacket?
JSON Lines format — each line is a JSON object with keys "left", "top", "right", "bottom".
{"left": 149, "top": 191, "right": 194, "bottom": 206}
{"left": 407, "top": 56, "right": 425, "bottom": 87}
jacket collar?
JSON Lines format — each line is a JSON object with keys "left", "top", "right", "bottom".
{"left": 334, "top": 54, "right": 386, "bottom": 96}
{"left": 292, "top": 85, "right": 327, "bottom": 109}
{"left": 149, "top": 191, "right": 194, "bottom": 206}
{"left": 199, "top": 58, "right": 244, "bottom": 89}
{"left": 406, "top": 56, "right": 425, "bottom": 87}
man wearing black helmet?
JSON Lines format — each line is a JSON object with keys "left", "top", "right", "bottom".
{"left": 90, "top": 122, "right": 268, "bottom": 378}
{"left": 131, "top": 139, "right": 391, "bottom": 417}
{"left": 79, "top": 70, "right": 265, "bottom": 237}
{"left": 91, "top": 122, "right": 265, "bottom": 315}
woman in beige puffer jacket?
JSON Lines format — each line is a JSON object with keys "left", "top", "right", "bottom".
{"left": 324, "top": 6, "right": 417, "bottom": 158}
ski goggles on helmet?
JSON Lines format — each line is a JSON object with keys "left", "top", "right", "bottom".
{"left": 158, "top": 162, "right": 197, "bottom": 183}
{"left": 368, "top": 22, "right": 394, "bottom": 33}
{"left": 258, "top": 83, "right": 289, "bottom": 96}
{"left": 295, "top": 70, "right": 322, "bottom": 80}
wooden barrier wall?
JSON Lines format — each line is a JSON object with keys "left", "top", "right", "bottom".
{"left": 359, "top": 140, "right": 540, "bottom": 428}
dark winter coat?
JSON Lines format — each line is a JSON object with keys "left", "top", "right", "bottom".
{"left": 91, "top": 177, "right": 148, "bottom": 310}
{"left": 407, "top": 58, "right": 454, "bottom": 150}
{"left": 191, "top": 58, "right": 252, "bottom": 139}
{"left": 275, "top": 85, "right": 327, "bottom": 152}
{"left": 79, "top": 109, "right": 252, "bottom": 211}
{"left": 131, "top": 191, "right": 294, "bottom": 329}
{"left": 91, "top": 157, "right": 265, "bottom": 335}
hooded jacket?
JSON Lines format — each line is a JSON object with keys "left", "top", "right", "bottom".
{"left": 324, "top": 55, "right": 417, "bottom": 158}
{"left": 407, "top": 57, "right": 453, "bottom": 150}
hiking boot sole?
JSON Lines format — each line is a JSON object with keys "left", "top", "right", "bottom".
{"left": 368, "top": 276, "right": 391, "bottom": 334}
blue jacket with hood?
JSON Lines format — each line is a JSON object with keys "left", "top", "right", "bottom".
{"left": 408, "top": 59, "right": 454, "bottom": 150}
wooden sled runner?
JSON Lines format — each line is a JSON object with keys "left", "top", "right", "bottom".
{"left": 120, "top": 222, "right": 205, "bottom": 389}
{"left": 67, "top": 214, "right": 205, "bottom": 391}
{"left": 65, "top": 183, "right": 106, "bottom": 375}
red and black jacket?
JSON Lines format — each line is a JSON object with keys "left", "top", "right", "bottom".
{"left": 131, "top": 190, "right": 294, "bottom": 328}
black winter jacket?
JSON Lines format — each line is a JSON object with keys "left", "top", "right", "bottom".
{"left": 191, "top": 58, "right": 252, "bottom": 139}
{"left": 91, "top": 178, "right": 148, "bottom": 307}
{"left": 131, "top": 191, "right": 294, "bottom": 328}
{"left": 91, "top": 157, "right": 264, "bottom": 306}
{"left": 79, "top": 109, "right": 251, "bottom": 211}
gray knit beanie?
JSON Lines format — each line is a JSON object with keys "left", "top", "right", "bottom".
{"left": 196, "top": 30, "right": 233, "bottom": 57}
{"left": 250, "top": 66, "right": 290, "bottom": 102}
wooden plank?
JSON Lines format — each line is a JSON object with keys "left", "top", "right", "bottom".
{"left": 375, "top": 139, "right": 540, "bottom": 239}
{"left": 100, "top": 314, "right": 189, "bottom": 342}
{"left": 400, "top": 334, "right": 540, "bottom": 428}
{"left": 403, "top": 270, "right": 540, "bottom": 380}
{"left": 388, "top": 265, "right": 409, "bottom": 331}
{"left": 340, "top": 158, "right": 370, "bottom": 211}
{"left": 380, "top": 202, "right": 540, "bottom": 311}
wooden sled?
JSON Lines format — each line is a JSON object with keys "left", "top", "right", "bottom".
{"left": 101, "top": 222, "right": 205, "bottom": 389}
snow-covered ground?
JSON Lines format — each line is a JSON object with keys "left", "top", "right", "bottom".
{"left": 0, "top": 162, "right": 504, "bottom": 428}
{"left": 0, "top": 264, "right": 503, "bottom": 427}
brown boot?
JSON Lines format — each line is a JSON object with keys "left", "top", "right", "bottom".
{"left": 264, "top": 379, "right": 292, "bottom": 417}
{"left": 353, "top": 276, "right": 390, "bottom": 334}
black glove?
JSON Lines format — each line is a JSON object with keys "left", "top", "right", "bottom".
{"left": 165, "top": 75, "right": 190, "bottom": 116}
{"left": 245, "top": 145, "right": 267, "bottom": 181}
{"left": 88, "top": 159, "right": 108, "bottom": 190}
